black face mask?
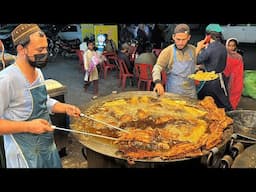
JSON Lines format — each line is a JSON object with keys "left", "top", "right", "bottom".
{"left": 27, "top": 53, "right": 48, "bottom": 68}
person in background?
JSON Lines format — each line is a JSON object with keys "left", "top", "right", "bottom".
{"left": 224, "top": 38, "right": 244, "bottom": 110}
{"left": 136, "top": 24, "right": 149, "bottom": 54}
{"left": 79, "top": 37, "right": 89, "bottom": 52}
{"left": 152, "top": 24, "right": 197, "bottom": 99}
{"left": 196, "top": 24, "right": 232, "bottom": 111}
{"left": 134, "top": 42, "right": 157, "bottom": 65}
{"left": 83, "top": 40, "right": 101, "bottom": 100}
{"left": 0, "top": 24, "right": 81, "bottom": 168}
{"left": 118, "top": 24, "right": 133, "bottom": 47}
{"left": 151, "top": 24, "right": 165, "bottom": 49}
{"left": 118, "top": 42, "right": 133, "bottom": 73}
{"left": 104, "top": 33, "right": 117, "bottom": 53}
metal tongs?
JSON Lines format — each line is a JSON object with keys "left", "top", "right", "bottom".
{"left": 51, "top": 113, "right": 129, "bottom": 141}
{"left": 52, "top": 125, "right": 118, "bottom": 140}
{"left": 80, "top": 113, "right": 129, "bottom": 133}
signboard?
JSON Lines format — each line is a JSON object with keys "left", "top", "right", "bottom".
{"left": 94, "top": 25, "right": 118, "bottom": 51}
{"left": 81, "top": 24, "right": 94, "bottom": 40}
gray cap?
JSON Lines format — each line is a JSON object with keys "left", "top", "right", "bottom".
{"left": 173, "top": 24, "right": 190, "bottom": 34}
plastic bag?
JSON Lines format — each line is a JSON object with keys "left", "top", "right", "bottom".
{"left": 88, "top": 55, "right": 99, "bottom": 73}
{"left": 242, "top": 70, "right": 256, "bottom": 100}
{"left": 84, "top": 71, "right": 90, "bottom": 82}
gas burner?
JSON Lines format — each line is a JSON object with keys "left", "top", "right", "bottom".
{"left": 220, "top": 110, "right": 256, "bottom": 168}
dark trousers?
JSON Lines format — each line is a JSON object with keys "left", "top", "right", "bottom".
{"left": 0, "top": 136, "right": 6, "bottom": 168}
{"left": 197, "top": 79, "right": 233, "bottom": 112}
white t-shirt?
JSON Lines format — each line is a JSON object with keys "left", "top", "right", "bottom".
{"left": 80, "top": 42, "right": 88, "bottom": 52}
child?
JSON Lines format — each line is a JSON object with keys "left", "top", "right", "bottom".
{"left": 83, "top": 40, "right": 101, "bottom": 99}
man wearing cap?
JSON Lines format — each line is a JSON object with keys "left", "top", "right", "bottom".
{"left": 152, "top": 23, "right": 197, "bottom": 98}
{"left": 196, "top": 23, "right": 232, "bottom": 111}
{"left": 0, "top": 24, "right": 81, "bottom": 168}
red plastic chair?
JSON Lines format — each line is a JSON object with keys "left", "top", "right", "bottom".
{"left": 117, "top": 58, "right": 134, "bottom": 90}
{"left": 75, "top": 50, "right": 85, "bottom": 73}
{"left": 137, "top": 63, "right": 153, "bottom": 91}
{"left": 107, "top": 55, "right": 120, "bottom": 79}
{"left": 103, "top": 51, "right": 117, "bottom": 58}
{"left": 134, "top": 63, "right": 140, "bottom": 81}
{"left": 102, "top": 59, "right": 116, "bottom": 79}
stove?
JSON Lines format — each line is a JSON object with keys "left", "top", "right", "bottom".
{"left": 219, "top": 110, "right": 256, "bottom": 168}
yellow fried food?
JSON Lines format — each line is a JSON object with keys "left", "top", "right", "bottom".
{"left": 75, "top": 95, "right": 233, "bottom": 161}
{"left": 165, "top": 119, "right": 208, "bottom": 143}
{"left": 188, "top": 70, "right": 218, "bottom": 81}
{"left": 102, "top": 99, "right": 127, "bottom": 107}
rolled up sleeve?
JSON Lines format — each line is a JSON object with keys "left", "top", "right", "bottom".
{"left": 46, "top": 95, "right": 58, "bottom": 114}
{"left": 152, "top": 46, "right": 172, "bottom": 82}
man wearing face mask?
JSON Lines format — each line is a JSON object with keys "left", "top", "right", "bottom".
{"left": 0, "top": 24, "right": 81, "bottom": 168}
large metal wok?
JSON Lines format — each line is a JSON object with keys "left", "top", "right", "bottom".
{"left": 71, "top": 91, "right": 233, "bottom": 167}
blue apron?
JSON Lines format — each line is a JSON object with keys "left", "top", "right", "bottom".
{"left": 5, "top": 83, "right": 62, "bottom": 168}
{"left": 166, "top": 46, "right": 197, "bottom": 99}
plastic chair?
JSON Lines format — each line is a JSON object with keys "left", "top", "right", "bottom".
{"left": 108, "top": 55, "right": 121, "bottom": 79}
{"left": 102, "top": 59, "right": 116, "bottom": 79}
{"left": 134, "top": 63, "right": 140, "bottom": 82}
{"left": 102, "top": 51, "right": 117, "bottom": 58}
{"left": 137, "top": 63, "right": 153, "bottom": 91}
{"left": 117, "top": 58, "right": 134, "bottom": 90}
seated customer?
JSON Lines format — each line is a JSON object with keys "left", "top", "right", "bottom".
{"left": 118, "top": 43, "right": 133, "bottom": 73}
{"left": 134, "top": 42, "right": 157, "bottom": 65}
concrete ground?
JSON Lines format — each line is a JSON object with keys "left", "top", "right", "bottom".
{"left": 42, "top": 54, "right": 256, "bottom": 168}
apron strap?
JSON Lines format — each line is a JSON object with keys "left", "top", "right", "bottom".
{"left": 219, "top": 73, "right": 228, "bottom": 96}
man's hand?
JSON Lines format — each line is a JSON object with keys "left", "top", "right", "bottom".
{"left": 196, "top": 39, "right": 207, "bottom": 56}
{"left": 64, "top": 104, "right": 81, "bottom": 117}
{"left": 27, "top": 119, "right": 53, "bottom": 134}
{"left": 153, "top": 83, "right": 165, "bottom": 96}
